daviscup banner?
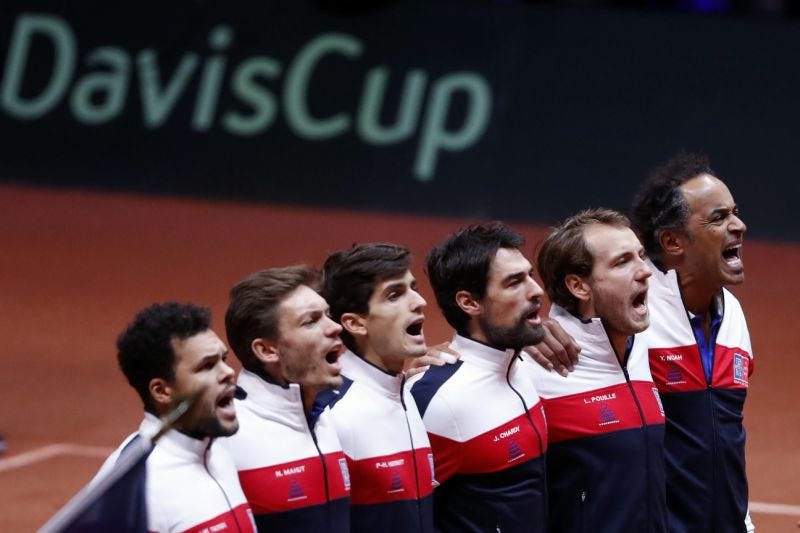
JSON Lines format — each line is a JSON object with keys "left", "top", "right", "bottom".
{"left": 1, "top": 1, "right": 798, "bottom": 240}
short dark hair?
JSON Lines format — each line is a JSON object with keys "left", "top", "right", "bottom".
{"left": 631, "top": 150, "right": 714, "bottom": 265}
{"left": 117, "top": 302, "right": 211, "bottom": 414}
{"left": 225, "top": 265, "right": 319, "bottom": 374}
{"left": 537, "top": 208, "right": 631, "bottom": 315}
{"left": 426, "top": 221, "right": 524, "bottom": 334}
{"left": 321, "top": 243, "right": 411, "bottom": 353}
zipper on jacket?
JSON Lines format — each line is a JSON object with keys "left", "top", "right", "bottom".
{"left": 203, "top": 440, "right": 244, "bottom": 533}
{"left": 506, "top": 352, "right": 547, "bottom": 519}
{"left": 615, "top": 336, "right": 653, "bottom": 532}
{"left": 306, "top": 416, "right": 333, "bottom": 531}
{"left": 400, "top": 373, "right": 426, "bottom": 532}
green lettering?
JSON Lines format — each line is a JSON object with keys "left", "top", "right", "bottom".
{"left": 70, "top": 47, "right": 130, "bottom": 124}
{"left": 357, "top": 67, "right": 427, "bottom": 145}
{"left": 137, "top": 49, "right": 199, "bottom": 128}
{"left": 223, "top": 57, "right": 281, "bottom": 136}
{"left": 284, "top": 33, "right": 362, "bottom": 140}
{"left": 192, "top": 25, "right": 233, "bottom": 131}
{"left": 415, "top": 72, "right": 492, "bottom": 182}
{"left": 1, "top": 14, "right": 75, "bottom": 120}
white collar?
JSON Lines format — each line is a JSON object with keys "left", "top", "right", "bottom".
{"left": 340, "top": 350, "right": 404, "bottom": 399}
{"left": 139, "top": 412, "right": 211, "bottom": 463}
{"left": 549, "top": 304, "right": 619, "bottom": 364}
{"left": 236, "top": 369, "right": 307, "bottom": 430}
{"left": 450, "top": 333, "right": 518, "bottom": 373}
{"left": 647, "top": 258, "right": 724, "bottom": 319}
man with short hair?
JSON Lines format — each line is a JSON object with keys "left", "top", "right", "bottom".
{"left": 532, "top": 208, "right": 667, "bottom": 532}
{"left": 319, "top": 242, "right": 435, "bottom": 532}
{"left": 410, "top": 221, "right": 548, "bottom": 532}
{"left": 221, "top": 265, "right": 351, "bottom": 532}
{"left": 96, "top": 302, "right": 255, "bottom": 533}
{"left": 631, "top": 151, "right": 754, "bottom": 532}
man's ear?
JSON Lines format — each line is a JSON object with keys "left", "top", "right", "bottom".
{"left": 148, "top": 377, "right": 173, "bottom": 409}
{"left": 565, "top": 274, "right": 591, "bottom": 303}
{"left": 658, "top": 228, "right": 686, "bottom": 258}
{"left": 455, "top": 290, "right": 481, "bottom": 317}
{"left": 251, "top": 337, "right": 280, "bottom": 364}
{"left": 340, "top": 312, "right": 367, "bottom": 338}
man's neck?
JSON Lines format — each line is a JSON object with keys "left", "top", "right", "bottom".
{"left": 463, "top": 328, "right": 494, "bottom": 349}
{"left": 676, "top": 270, "right": 719, "bottom": 316}
{"left": 354, "top": 343, "right": 405, "bottom": 374}
{"left": 609, "top": 333, "right": 628, "bottom": 363}
{"left": 300, "top": 385, "right": 322, "bottom": 416}
{"left": 256, "top": 368, "right": 318, "bottom": 416}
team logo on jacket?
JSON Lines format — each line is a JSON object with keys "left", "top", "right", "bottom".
{"left": 733, "top": 353, "right": 749, "bottom": 386}
{"left": 287, "top": 478, "right": 307, "bottom": 502}
{"left": 507, "top": 439, "right": 525, "bottom": 463}
{"left": 338, "top": 457, "right": 351, "bottom": 490}
{"left": 388, "top": 469, "right": 405, "bottom": 494}
{"left": 598, "top": 403, "right": 619, "bottom": 426}
{"left": 665, "top": 362, "right": 685, "bottom": 385}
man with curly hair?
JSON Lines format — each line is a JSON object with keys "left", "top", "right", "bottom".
{"left": 95, "top": 302, "right": 254, "bottom": 532}
{"left": 631, "top": 151, "right": 754, "bottom": 532}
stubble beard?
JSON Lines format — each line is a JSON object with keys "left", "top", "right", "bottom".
{"left": 479, "top": 314, "right": 546, "bottom": 351}
{"left": 182, "top": 410, "right": 239, "bottom": 440}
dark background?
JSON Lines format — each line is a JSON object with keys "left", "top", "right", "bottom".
{"left": 2, "top": 1, "right": 797, "bottom": 240}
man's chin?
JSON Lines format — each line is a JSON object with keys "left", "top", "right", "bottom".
{"left": 217, "top": 420, "right": 240, "bottom": 438}
{"left": 528, "top": 324, "right": 546, "bottom": 346}
{"left": 182, "top": 418, "right": 240, "bottom": 439}
{"left": 725, "top": 272, "right": 745, "bottom": 286}
{"left": 407, "top": 346, "right": 429, "bottom": 359}
{"left": 486, "top": 323, "right": 545, "bottom": 350}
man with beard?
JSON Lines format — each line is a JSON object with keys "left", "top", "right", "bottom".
{"left": 632, "top": 152, "right": 755, "bottom": 532}
{"left": 532, "top": 208, "right": 667, "bottom": 532}
{"left": 319, "top": 242, "right": 435, "bottom": 532}
{"left": 410, "top": 221, "right": 548, "bottom": 533}
{"left": 220, "top": 266, "right": 351, "bottom": 532}
{"left": 95, "top": 302, "right": 255, "bottom": 533}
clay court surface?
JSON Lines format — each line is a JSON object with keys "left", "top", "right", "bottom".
{"left": 0, "top": 184, "right": 797, "bottom": 531}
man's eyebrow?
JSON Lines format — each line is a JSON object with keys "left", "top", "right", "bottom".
{"left": 383, "top": 281, "right": 406, "bottom": 294}
{"left": 709, "top": 206, "right": 734, "bottom": 217}
{"left": 299, "top": 307, "right": 323, "bottom": 319}
{"left": 502, "top": 271, "right": 527, "bottom": 284}
{"left": 195, "top": 353, "right": 220, "bottom": 368}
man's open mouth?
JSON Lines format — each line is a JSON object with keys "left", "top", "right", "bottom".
{"left": 325, "top": 348, "right": 340, "bottom": 364}
{"left": 524, "top": 306, "right": 540, "bottom": 324}
{"left": 723, "top": 244, "right": 742, "bottom": 263}
{"left": 632, "top": 289, "right": 648, "bottom": 314}
{"left": 406, "top": 318, "right": 424, "bottom": 336}
{"left": 216, "top": 387, "right": 236, "bottom": 416}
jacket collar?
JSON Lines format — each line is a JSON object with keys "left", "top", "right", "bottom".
{"left": 647, "top": 258, "right": 725, "bottom": 319}
{"left": 450, "top": 333, "right": 518, "bottom": 373}
{"left": 139, "top": 412, "right": 211, "bottom": 463}
{"left": 549, "top": 304, "right": 619, "bottom": 364}
{"left": 236, "top": 369, "right": 307, "bottom": 430}
{"left": 340, "top": 350, "right": 404, "bottom": 400}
